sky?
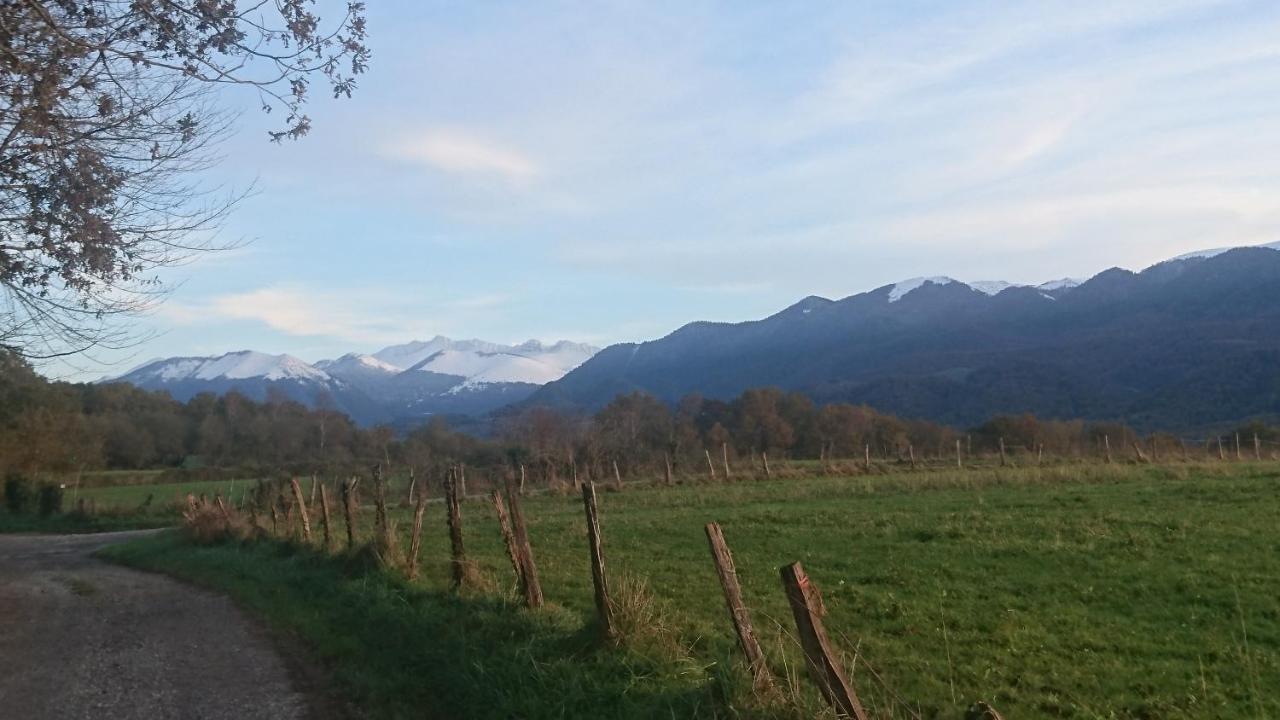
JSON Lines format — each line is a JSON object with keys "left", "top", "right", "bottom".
{"left": 54, "top": 0, "right": 1280, "bottom": 379}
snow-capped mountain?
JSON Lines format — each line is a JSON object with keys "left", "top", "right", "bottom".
{"left": 110, "top": 351, "right": 387, "bottom": 424}
{"left": 108, "top": 339, "right": 601, "bottom": 425}
{"left": 530, "top": 242, "right": 1280, "bottom": 432}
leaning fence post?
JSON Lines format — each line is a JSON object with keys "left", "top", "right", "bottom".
{"left": 705, "top": 449, "right": 717, "bottom": 480}
{"left": 581, "top": 482, "right": 614, "bottom": 639}
{"left": 407, "top": 466, "right": 417, "bottom": 506}
{"left": 780, "top": 562, "right": 867, "bottom": 720}
{"left": 340, "top": 478, "right": 357, "bottom": 550}
{"left": 762, "top": 451, "right": 772, "bottom": 479}
{"left": 491, "top": 490, "right": 522, "bottom": 582}
{"left": 722, "top": 442, "right": 732, "bottom": 479}
{"left": 318, "top": 484, "right": 334, "bottom": 551}
{"left": 406, "top": 490, "right": 428, "bottom": 580}
{"left": 444, "top": 468, "right": 466, "bottom": 590}
{"left": 506, "top": 478, "right": 544, "bottom": 608}
{"left": 998, "top": 437, "right": 1007, "bottom": 466}
{"left": 612, "top": 459, "right": 623, "bottom": 490}
{"left": 1255, "top": 433, "right": 1263, "bottom": 461}
{"left": 706, "top": 522, "right": 774, "bottom": 693}
{"left": 664, "top": 452, "right": 674, "bottom": 486}
{"left": 289, "top": 477, "right": 312, "bottom": 542}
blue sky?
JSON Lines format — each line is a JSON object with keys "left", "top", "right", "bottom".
{"left": 62, "top": 0, "right": 1280, "bottom": 378}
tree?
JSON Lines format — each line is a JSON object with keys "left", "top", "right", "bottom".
{"left": 0, "top": 1, "right": 369, "bottom": 360}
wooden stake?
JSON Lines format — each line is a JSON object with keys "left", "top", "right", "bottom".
{"left": 318, "top": 484, "right": 333, "bottom": 552}
{"left": 1104, "top": 435, "right": 1113, "bottom": 464}
{"left": 340, "top": 478, "right": 357, "bottom": 550}
{"left": 1132, "top": 442, "right": 1149, "bottom": 463}
{"left": 998, "top": 437, "right": 1007, "bottom": 467}
{"left": 1255, "top": 433, "right": 1262, "bottom": 461}
{"left": 1037, "top": 443, "right": 1044, "bottom": 465}
{"left": 1218, "top": 436, "right": 1225, "bottom": 461}
{"left": 908, "top": 444, "right": 916, "bottom": 470}
{"left": 722, "top": 442, "right": 732, "bottom": 479}
{"left": 956, "top": 439, "right": 963, "bottom": 469}
{"left": 612, "top": 459, "right": 623, "bottom": 490}
{"left": 762, "top": 451, "right": 772, "bottom": 479}
{"left": 1235, "top": 433, "right": 1242, "bottom": 461}
{"left": 664, "top": 452, "right": 674, "bottom": 486}
{"left": 406, "top": 490, "right": 428, "bottom": 579}
{"left": 289, "top": 477, "right": 312, "bottom": 542}
{"left": 407, "top": 467, "right": 417, "bottom": 506}
{"left": 581, "top": 482, "right": 613, "bottom": 639}
{"left": 519, "top": 464, "right": 527, "bottom": 495}
{"left": 372, "top": 465, "right": 393, "bottom": 553}
{"left": 780, "top": 562, "right": 867, "bottom": 720}
{"left": 864, "top": 445, "right": 871, "bottom": 472}
{"left": 491, "top": 490, "right": 521, "bottom": 582}
{"left": 459, "top": 463, "right": 468, "bottom": 497}
{"left": 706, "top": 522, "right": 773, "bottom": 693}
{"left": 706, "top": 449, "right": 717, "bottom": 480}
{"left": 444, "top": 468, "right": 466, "bottom": 590}
{"left": 309, "top": 474, "right": 318, "bottom": 508}
{"left": 505, "top": 478, "right": 544, "bottom": 608}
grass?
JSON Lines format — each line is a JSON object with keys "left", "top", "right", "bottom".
{"left": 74, "top": 478, "right": 250, "bottom": 510}
{"left": 0, "top": 508, "right": 171, "bottom": 533}
{"left": 105, "top": 461, "right": 1280, "bottom": 718}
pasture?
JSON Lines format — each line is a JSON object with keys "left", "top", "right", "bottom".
{"left": 107, "top": 461, "right": 1280, "bottom": 718}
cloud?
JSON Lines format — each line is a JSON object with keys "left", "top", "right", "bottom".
{"left": 386, "top": 129, "right": 537, "bottom": 182}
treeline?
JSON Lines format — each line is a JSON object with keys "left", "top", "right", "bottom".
{"left": 2, "top": 350, "right": 1276, "bottom": 480}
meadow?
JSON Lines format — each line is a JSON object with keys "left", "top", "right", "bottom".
{"left": 106, "top": 461, "right": 1280, "bottom": 718}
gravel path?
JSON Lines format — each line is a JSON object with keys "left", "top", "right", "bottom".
{"left": 0, "top": 531, "right": 312, "bottom": 720}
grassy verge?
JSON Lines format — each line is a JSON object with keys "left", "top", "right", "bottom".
{"left": 103, "top": 533, "right": 746, "bottom": 719}
{"left": 106, "top": 462, "right": 1280, "bottom": 718}
{"left": 0, "top": 509, "right": 172, "bottom": 533}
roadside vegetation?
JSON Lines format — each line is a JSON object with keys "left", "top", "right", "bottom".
{"left": 106, "top": 461, "right": 1280, "bottom": 718}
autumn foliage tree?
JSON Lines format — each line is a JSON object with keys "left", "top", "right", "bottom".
{"left": 0, "top": 1, "right": 369, "bottom": 360}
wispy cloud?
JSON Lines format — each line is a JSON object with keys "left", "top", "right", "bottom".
{"left": 385, "top": 128, "right": 537, "bottom": 183}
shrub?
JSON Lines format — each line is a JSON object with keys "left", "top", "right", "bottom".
{"left": 4, "top": 473, "right": 33, "bottom": 514}
{"left": 37, "top": 483, "right": 64, "bottom": 516}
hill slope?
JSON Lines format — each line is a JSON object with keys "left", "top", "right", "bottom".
{"left": 529, "top": 246, "right": 1280, "bottom": 432}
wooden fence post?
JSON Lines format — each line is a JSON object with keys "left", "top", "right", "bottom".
{"left": 372, "top": 464, "right": 394, "bottom": 554}
{"left": 664, "top": 452, "right": 674, "bottom": 486}
{"left": 705, "top": 522, "right": 774, "bottom": 693}
{"left": 309, "top": 474, "right": 318, "bottom": 508}
{"left": 459, "top": 463, "right": 468, "bottom": 497}
{"left": 722, "top": 442, "right": 732, "bottom": 479}
{"left": 762, "top": 451, "right": 772, "bottom": 479}
{"left": 318, "top": 484, "right": 333, "bottom": 552}
{"left": 519, "top": 464, "right": 527, "bottom": 495}
{"left": 1255, "top": 433, "right": 1263, "bottom": 461}
{"left": 612, "top": 459, "right": 623, "bottom": 490}
{"left": 780, "top": 562, "right": 867, "bottom": 720}
{"left": 1217, "top": 436, "right": 1225, "bottom": 461}
{"left": 956, "top": 439, "right": 962, "bottom": 469}
{"left": 340, "top": 478, "right": 357, "bottom": 550}
{"left": 444, "top": 468, "right": 466, "bottom": 590}
{"left": 407, "top": 466, "right": 417, "bottom": 506}
{"left": 1132, "top": 442, "right": 1149, "bottom": 463}
{"left": 505, "top": 478, "right": 544, "bottom": 608}
{"left": 864, "top": 445, "right": 871, "bottom": 472}
{"left": 491, "top": 490, "right": 522, "bottom": 582}
{"left": 1235, "top": 433, "right": 1242, "bottom": 461}
{"left": 581, "top": 482, "right": 613, "bottom": 639}
{"left": 705, "top": 449, "right": 717, "bottom": 480}
{"left": 998, "top": 437, "right": 1007, "bottom": 467}
{"left": 289, "top": 477, "right": 312, "bottom": 542}
{"left": 405, "top": 489, "right": 428, "bottom": 580}
{"left": 908, "top": 444, "right": 916, "bottom": 470}
{"left": 1104, "top": 435, "right": 1113, "bottom": 464}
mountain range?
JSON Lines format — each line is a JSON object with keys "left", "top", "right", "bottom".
{"left": 107, "top": 337, "right": 599, "bottom": 425}
{"left": 528, "top": 242, "right": 1280, "bottom": 433}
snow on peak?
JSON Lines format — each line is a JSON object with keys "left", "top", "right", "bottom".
{"left": 134, "top": 351, "right": 330, "bottom": 383}
{"left": 372, "top": 337, "right": 508, "bottom": 371}
{"left": 887, "top": 277, "right": 958, "bottom": 302}
{"left": 1171, "top": 240, "right": 1280, "bottom": 262}
{"left": 318, "top": 353, "right": 400, "bottom": 374}
{"left": 408, "top": 339, "right": 599, "bottom": 387}
{"left": 968, "top": 280, "right": 1017, "bottom": 296}
{"left": 1038, "top": 277, "right": 1082, "bottom": 291}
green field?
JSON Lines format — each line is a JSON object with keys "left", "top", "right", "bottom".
{"left": 108, "top": 462, "right": 1280, "bottom": 718}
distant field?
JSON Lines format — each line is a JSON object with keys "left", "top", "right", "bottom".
{"left": 76, "top": 478, "right": 249, "bottom": 510}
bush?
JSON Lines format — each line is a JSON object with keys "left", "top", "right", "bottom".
{"left": 4, "top": 473, "right": 33, "bottom": 514}
{"left": 37, "top": 483, "right": 64, "bottom": 517}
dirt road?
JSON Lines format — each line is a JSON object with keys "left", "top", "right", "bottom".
{"left": 0, "top": 531, "right": 312, "bottom": 719}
